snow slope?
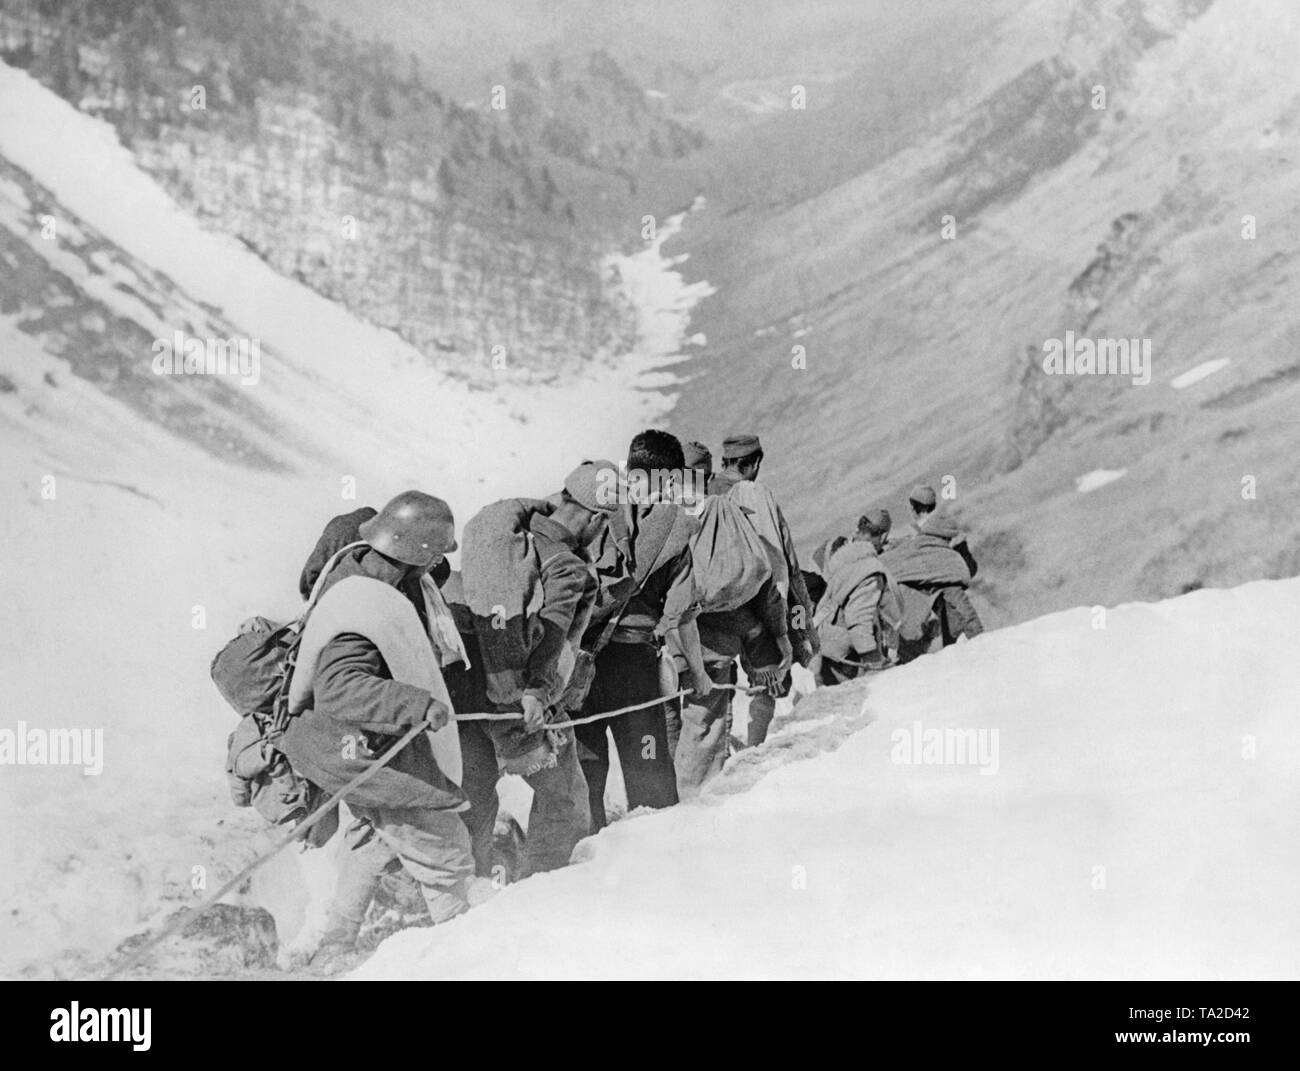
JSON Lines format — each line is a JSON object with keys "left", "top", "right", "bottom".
{"left": 0, "top": 61, "right": 709, "bottom": 977}
{"left": 355, "top": 579, "right": 1300, "bottom": 980}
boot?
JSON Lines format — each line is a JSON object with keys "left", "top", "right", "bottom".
{"left": 306, "top": 936, "right": 363, "bottom": 976}
{"left": 747, "top": 692, "right": 776, "bottom": 747}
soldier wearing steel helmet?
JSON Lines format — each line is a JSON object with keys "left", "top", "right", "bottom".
{"left": 283, "top": 490, "right": 475, "bottom": 968}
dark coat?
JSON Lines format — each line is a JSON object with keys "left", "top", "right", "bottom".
{"left": 584, "top": 501, "right": 699, "bottom": 645}
{"left": 938, "top": 585, "right": 984, "bottom": 641}
{"left": 283, "top": 549, "right": 465, "bottom": 812}
{"left": 882, "top": 531, "right": 983, "bottom": 646}
{"left": 818, "top": 541, "right": 887, "bottom": 663}
{"left": 896, "top": 513, "right": 978, "bottom": 579}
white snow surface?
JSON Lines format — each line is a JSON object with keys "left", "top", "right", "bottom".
{"left": 355, "top": 581, "right": 1300, "bottom": 980}
{"left": 1170, "top": 358, "right": 1231, "bottom": 390}
{"left": 1075, "top": 468, "right": 1128, "bottom": 493}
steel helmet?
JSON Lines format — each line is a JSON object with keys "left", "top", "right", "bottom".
{"left": 358, "top": 491, "right": 457, "bottom": 568}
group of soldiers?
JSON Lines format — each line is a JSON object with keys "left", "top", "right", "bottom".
{"left": 277, "top": 429, "right": 983, "bottom": 966}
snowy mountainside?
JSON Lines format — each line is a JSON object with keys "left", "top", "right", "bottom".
{"left": 354, "top": 579, "right": 1300, "bottom": 980}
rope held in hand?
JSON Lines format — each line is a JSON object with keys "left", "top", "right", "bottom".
{"left": 453, "top": 681, "right": 755, "bottom": 728}
{"left": 101, "top": 682, "right": 756, "bottom": 978}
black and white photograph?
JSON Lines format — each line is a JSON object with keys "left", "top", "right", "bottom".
{"left": 0, "top": 0, "right": 1295, "bottom": 1034}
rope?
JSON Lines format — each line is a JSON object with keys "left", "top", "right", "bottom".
{"left": 100, "top": 716, "right": 431, "bottom": 980}
{"left": 102, "top": 681, "right": 756, "bottom": 978}
{"left": 822, "top": 654, "right": 894, "bottom": 671}
{"left": 452, "top": 682, "right": 753, "bottom": 728}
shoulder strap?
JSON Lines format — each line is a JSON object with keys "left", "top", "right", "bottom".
{"left": 588, "top": 562, "right": 650, "bottom": 656}
{"left": 297, "top": 540, "right": 367, "bottom": 631}
{"left": 589, "top": 589, "right": 632, "bottom": 655}
{"left": 270, "top": 539, "right": 366, "bottom": 735}
{"left": 608, "top": 504, "right": 637, "bottom": 576}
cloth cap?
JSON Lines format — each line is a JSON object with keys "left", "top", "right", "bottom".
{"left": 682, "top": 441, "right": 712, "bottom": 470}
{"left": 908, "top": 484, "right": 937, "bottom": 508}
{"left": 923, "top": 513, "right": 961, "bottom": 540}
{"left": 858, "top": 508, "right": 892, "bottom": 537}
{"left": 721, "top": 434, "right": 762, "bottom": 460}
{"left": 564, "top": 460, "right": 620, "bottom": 513}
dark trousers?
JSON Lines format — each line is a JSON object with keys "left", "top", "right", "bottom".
{"left": 673, "top": 658, "right": 737, "bottom": 799}
{"left": 816, "top": 657, "right": 868, "bottom": 687}
{"left": 447, "top": 634, "right": 590, "bottom": 879}
{"left": 458, "top": 719, "right": 590, "bottom": 878}
{"left": 896, "top": 628, "right": 943, "bottom": 665}
{"left": 574, "top": 641, "right": 678, "bottom": 831}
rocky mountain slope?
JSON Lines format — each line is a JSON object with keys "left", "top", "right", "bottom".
{"left": 662, "top": 0, "right": 1300, "bottom": 626}
{"left": 0, "top": 0, "right": 702, "bottom": 379}
{"left": 5, "top": 0, "right": 1294, "bottom": 630}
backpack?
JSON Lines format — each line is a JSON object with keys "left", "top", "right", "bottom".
{"left": 461, "top": 499, "right": 581, "bottom": 705}
{"left": 210, "top": 542, "right": 361, "bottom": 839}
{"left": 690, "top": 494, "right": 773, "bottom": 613}
{"left": 815, "top": 557, "right": 906, "bottom": 668}
{"left": 892, "top": 582, "right": 943, "bottom": 643}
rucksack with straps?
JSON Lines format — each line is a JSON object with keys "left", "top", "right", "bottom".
{"left": 461, "top": 499, "right": 583, "bottom": 705}
{"left": 690, "top": 493, "right": 773, "bottom": 613}
{"left": 814, "top": 553, "right": 906, "bottom": 669}
{"left": 892, "top": 581, "right": 943, "bottom": 643}
{"left": 210, "top": 542, "right": 361, "bottom": 840}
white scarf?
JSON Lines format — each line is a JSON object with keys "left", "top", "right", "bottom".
{"left": 419, "top": 574, "right": 470, "bottom": 669}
